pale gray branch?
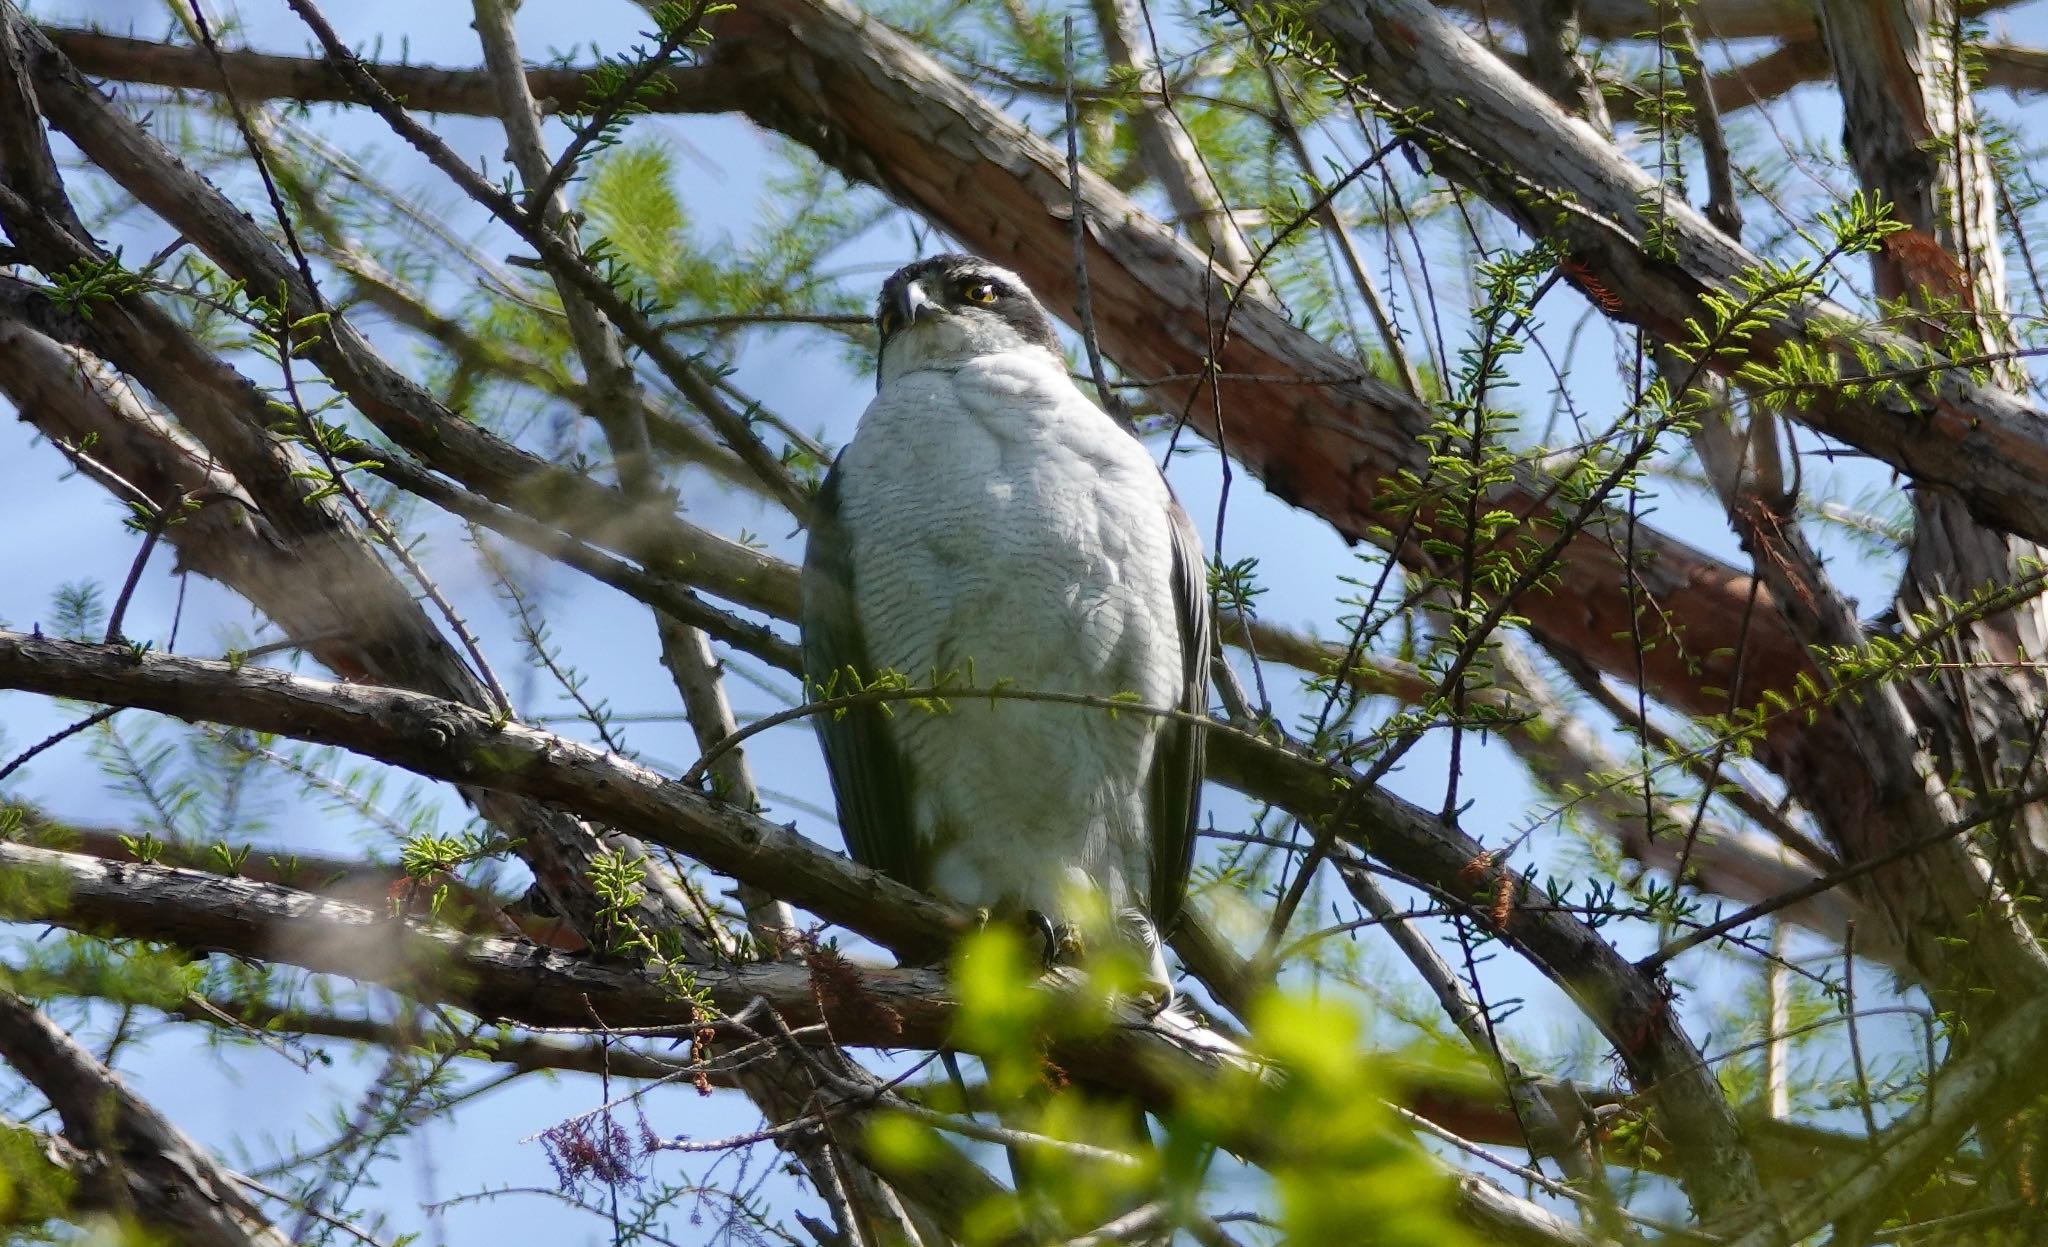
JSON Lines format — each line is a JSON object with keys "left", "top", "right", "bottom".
{"left": 0, "top": 629, "right": 965, "bottom": 955}
{"left": 1726, "top": 995, "right": 2048, "bottom": 1247}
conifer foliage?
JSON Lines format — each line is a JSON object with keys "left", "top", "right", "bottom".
{"left": 0, "top": 0, "right": 2046, "bottom": 1243}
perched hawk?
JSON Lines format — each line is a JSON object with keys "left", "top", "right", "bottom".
{"left": 801, "top": 254, "right": 1209, "bottom": 997}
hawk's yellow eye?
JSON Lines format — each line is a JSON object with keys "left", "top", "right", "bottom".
{"left": 964, "top": 281, "right": 999, "bottom": 304}
{"left": 878, "top": 309, "right": 903, "bottom": 336}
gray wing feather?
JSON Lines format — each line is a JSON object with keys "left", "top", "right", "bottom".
{"left": 1147, "top": 491, "right": 1210, "bottom": 932}
{"left": 800, "top": 467, "right": 922, "bottom": 886}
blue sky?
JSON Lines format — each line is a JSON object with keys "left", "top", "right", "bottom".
{"left": 6, "top": 0, "right": 2048, "bottom": 1240}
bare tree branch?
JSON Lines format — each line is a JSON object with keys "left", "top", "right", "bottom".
{"left": 1086, "top": 0, "right": 1260, "bottom": 281}
{"left": 44, "top": 25, "right": 745, "bottom": 114}
{"left": 1300, "top": 0, "right": 2048, "bottom": 551}
{"left": 465, "top": 2, "right": 910, "bottom": 1235}
{"left": 703, "top": 0, "right": 1821, "bottom": 741}
{"left": 4, "top": 5, "right": 2036, "bottom": 1237}
{"left": 9, "top": 8, "right": 803, "bottom": 607}
{"left": 0, "top": 629, "right": 964, "bottom": 953}
{"left": 0, "top": 10, "right": 701, "bottom": 957}
{"left": 1205, "top": 721, "right": 1768, "bottom": 1218}
{"left": 16, "top": 0, "right": 1828, "bottom": 771}
{"left": 0, "top": 990, "right": 294, "bottom": 1247}
{"left": 47, "top": 20, "right": 2048, "bottom": 136}
{"left": 1725, "top": 994, "right": 2048, "bottom": 1246}
{"left": 1238, "top": 614, "right": 1880, "bottom": 957}
{"left": 1432, "top": 0, "right": 2020, "bottom": 40}
{"left": 0, "top": 837, "right": 937, "bottom": 1046}
{"left": 0, "top": 618, "right": 1769, "bottom": 1219}
{"left": 0, "top": 836, "right": 1647, "bottom": 1247}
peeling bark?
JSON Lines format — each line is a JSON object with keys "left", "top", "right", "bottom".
{"left": 1820, "top": 0, "right": 2048, "bottom": 884}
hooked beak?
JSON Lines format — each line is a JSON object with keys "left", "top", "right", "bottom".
{"left": 888, "top": 279, "right": 942, "bottom": 331}
{"left": 908, "top": 281, "right": 942, "bottom": 323}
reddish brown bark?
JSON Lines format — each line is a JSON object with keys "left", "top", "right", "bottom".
{"left": 709, "top": 0, "right": 1812, "bottom": 741}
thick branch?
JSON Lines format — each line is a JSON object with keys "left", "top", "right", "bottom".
{"left": 49, "top": 22, "right": 2048, "bottom": 130}
{"left": 0, "top": 12, "right": 703, "bottom": 952}
{"left": 703, "top": 0, "right": 1813, "bottom": 738}
{"left": 0, "top": 990, "right": 292, "bottom": 1247}
{"left": 0, "top": 839, "right": 1645, "bottom": 1247}
{"left": 1433, "top": 0, "right": 2017, "bottom": 39}
{"left": 1240, "top": 615, "right": 1878, "bottom": 956}
{"left": 1302, "top": 0, "right": 2048, "bottom": 550}
{"left": 15, "top": 3, "right": 1823, "bottom": 752}
{"left": 1205, "top": 728, "right": 1769, "bottom": 1219}
{"left": 0, "top": 305, "right": 694, "bottom": 948}
{"left": 0, "top": 838, "right": 937, "bottom": 1045}
{"left": 0, "top": 630, "right": 964, "bottom": 954}
{"left": 0, "top": 836, "right": 1270, "bottom": 1134}
{"left": 45, "top": 25, "right": 746, "bottom": 114}
{"left": 464, "top": 6, "right": 899, "bottom": 1236}
{"left": 42, "top": 7, "right": 2048, "bottom": 759}
{"left": 1806, "top": 0, "right": 2048, "bottom": 994}
{"left": 1726, "top": 995, "right": 2048, "bottom": 1246}
{"left": 1087, "top": 0, "right": 1259, "bottom": 278}
{"left": 0, "top": 315, "right": 1866, "bottom": 988}
{"left": 0, "top": 631, "right": 1792, "bottom": 1222}
{"left": 7, "top": 11, "right": 798, "bottom": 622}
{"left": 40, "top": 13, "right": 2048, "bottom": 566}
{"left": 1709, "top": 39, "right": 2048, "bottom": 111}
{"left": 0, "top": 286, "right": 788, "bottom": 624}
{"left": 5, "top": 830, "right": 1889, "bottom": 1191}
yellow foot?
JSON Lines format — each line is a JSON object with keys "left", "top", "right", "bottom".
{"left": 1053, "top": 923, "right": 1087, "bottom": 965}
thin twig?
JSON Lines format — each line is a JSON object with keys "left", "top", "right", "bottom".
{"left": 647, "top": 1115, "right": 822, "bottom": 1154}
{"left": 0, "top": 705, "right": 121, "bottom": 784}
{"left": 1665, "top": 9, "right": 1742, "bottom": 240}
{"left": 283, "top": 0, "right": 806, "bottom": 512}
{"left": 1332, "top": 855, "right": 1583, "bottom": 1183}
{"left": 1055, "top": 1201, "right": 1168, "bottom": 1247}
{"left": 235, "top": 1173, "right": 391, "bottom": 1247}
{"left": 1253, "top": 50, "right": 1423, "bottom": 400}
{"left": 680, "top": 680, "right": 1225, "bottom": 790}
{"left": 1388, "top": 1103, "right": 1702, "bottom": 1240}
{"left": 1842, "top": 921, "right": 1880, "bottom": 1145}
{"left": 346, "top": 448, "right": 796, "bottom": 670}
{"left": 103, "top": 497, "right": 177, "bottom": 645}
{"left": 1064, "top": 16, "right": 1123, "bottom": 424}
{"left": 523, "top": 15, "right": 699, "bottom": 215}
{"left": 1641, "top": 778, "right": 2048, "bottom": 971}
{"left": 654, "top": 311, "right": 871, "bottom": 332}
{"left": 847, "top": 1080, "right": 1143, "bottom": 1168}
{"left": 188, "top": 3, "right": 516, "bottom": 718}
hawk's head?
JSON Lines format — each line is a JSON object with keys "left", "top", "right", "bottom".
{"left": 874, "top": 254, "right": 1062, "bottom": 388}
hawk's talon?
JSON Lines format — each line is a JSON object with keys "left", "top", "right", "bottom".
{"left": 1025, "top": 910, "right": 1060, "bottom": 970}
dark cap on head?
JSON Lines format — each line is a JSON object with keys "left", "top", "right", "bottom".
{"left": 875, "top": 254, "right": 1062, "bottom": 356}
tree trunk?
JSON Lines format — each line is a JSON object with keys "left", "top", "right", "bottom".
{"left": 1821, "top": 0, "right": 2048, "bottom": 934}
